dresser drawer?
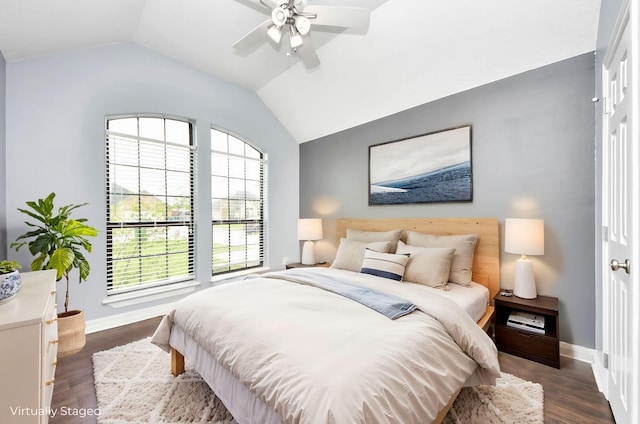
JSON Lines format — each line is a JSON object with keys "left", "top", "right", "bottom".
{"left": 44, "top": 290, "right": 58, "bottom": 354}
{"left": 496, "top": 324, "right": 559, "bottom": 364}
{"left": 43, "top": 286, "right": 58, "bottom": 410}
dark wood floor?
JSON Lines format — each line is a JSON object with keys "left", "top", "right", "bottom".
{"left": 50, "top": 317, "right": 615, "bottom": 424}
{"left": 49, "top": 317, "right": 163, "bottom": 424}
{"left": 498, "top": 352, "right": 615, "bottom": 423}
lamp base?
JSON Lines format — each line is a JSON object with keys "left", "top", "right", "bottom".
{"left": 513, "top": 257, "right": 537, "bottom": 299}
{"left": 301, "top": 240, "right": 316, "bottom": 265}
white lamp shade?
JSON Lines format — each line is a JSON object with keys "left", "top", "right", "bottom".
{"left": 297, "top": 219, "right": 323, "bottom": 241}
{"left": 504, "top": 218, "right": 544, "bottom": 256}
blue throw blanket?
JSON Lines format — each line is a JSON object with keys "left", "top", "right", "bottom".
{"left": 260, "top": 270, "right": 417, "bottom": 320}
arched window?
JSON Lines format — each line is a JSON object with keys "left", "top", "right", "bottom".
{"left": 211, "top": 128, "right": 266, "bottom": 274}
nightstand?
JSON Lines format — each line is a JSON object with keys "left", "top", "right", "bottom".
{"left": 494, "top": 293, "right": 560, "bottom": 368}
{"left": 285, "top": 262, "right": 330, "bottom": 269}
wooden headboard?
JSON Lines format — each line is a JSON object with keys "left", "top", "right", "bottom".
{"left": 336, "top": 217, "right": 500, "bottom": 304}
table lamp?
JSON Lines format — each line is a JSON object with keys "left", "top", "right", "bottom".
{"left": 298, "top": 218, "right": 323, "bottom": 265}
{"left": 505, "top": 218, "right": 544, "bottom": 299}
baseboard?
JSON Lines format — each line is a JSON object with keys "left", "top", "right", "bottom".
{"left": 591, "top": 351, "right": 609, "bottom": 397}
{"left": 559, "top": 342, "right": 610, "bottom": 396}
{"left": 85, "top": 302, "right": 174, "bottom": 334}
{"left": 560, "top": 341, "right": 595, "bottom": 364}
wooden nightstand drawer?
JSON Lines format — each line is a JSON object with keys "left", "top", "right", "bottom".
{"left": 495, "top": 324, "right": 559, "bottom": 366}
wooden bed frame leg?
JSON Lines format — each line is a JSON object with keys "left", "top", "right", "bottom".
{"left": 171, "top": 348, "right": 185, "bottom": 376}
{"left": 432, "top": 386, "right": 461, "bottom": 424}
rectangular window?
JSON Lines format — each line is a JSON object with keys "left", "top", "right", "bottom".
{"left": 106, "top": 116, "right": 195, "bottom": 294}
{"left": 211, "top": 129, "right": 265, "bottom": 274}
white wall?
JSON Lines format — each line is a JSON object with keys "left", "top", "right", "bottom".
{"left": 4, "top": 43, "right": 300, "bottom": 320}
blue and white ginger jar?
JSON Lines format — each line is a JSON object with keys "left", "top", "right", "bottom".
{"left": 0, "top": 271, "right": 22, "bottom": 304}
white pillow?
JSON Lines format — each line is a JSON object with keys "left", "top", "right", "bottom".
{"left": 346, "top": 228, "right": 403, "bottom": 252}
{"left": 406, "top": 231, "right": 478, "bottom": 286}
{"left": 360, "top": 248, "right": 410, "bottom": 282}
{"left": 396, "top": 241, "right": 455, "bottom": 289}
{"left": 331, "top": 238, "right": 391, "bottom": 272}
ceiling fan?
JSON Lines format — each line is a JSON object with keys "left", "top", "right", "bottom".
{"left": 233, "top": 0, "right": 371, "bottom": 68}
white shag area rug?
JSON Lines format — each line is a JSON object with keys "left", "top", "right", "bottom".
{"left": 93, "top": 339, "right": 544, "bottom": 424}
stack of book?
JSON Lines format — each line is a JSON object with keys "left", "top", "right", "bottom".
{"left": 506, "top": 311, "right": 545, "bottom": 334}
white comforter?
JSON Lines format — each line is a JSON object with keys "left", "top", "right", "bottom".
{"left": 152, "top": 267, "right": 500, "bottom": 424}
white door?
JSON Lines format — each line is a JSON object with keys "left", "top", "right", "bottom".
{"left": 603, "top": 2, "right": 639, "bottom": 423}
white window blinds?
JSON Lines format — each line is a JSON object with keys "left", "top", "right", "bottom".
{"left": 211, "top": 129, "right": 266, "bottom": 274}
{"left": 106, "top": 116, "right": 195, "bottom": 294}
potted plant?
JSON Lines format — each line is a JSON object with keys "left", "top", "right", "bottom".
{"left": 11, "top": 192, "right": 98, "bottom": 357}
{"left": 0, "top": 260, "right": 22, "bottom": 304}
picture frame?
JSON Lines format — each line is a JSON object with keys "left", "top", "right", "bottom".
{"left": 368, "top": 125, "right": 472, "bottom": 205}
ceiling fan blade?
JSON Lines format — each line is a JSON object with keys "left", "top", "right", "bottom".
{"left": 234, "top": 0, "right": 279, "bottom": 12}
{"left": 296, "top": 38, "right": 320, "bottom": 69}
{"left": 262, "top": 0, "right": 286, "bottom": 8}
{"left": 303, "top": 6, "right": 370, "bottom": 30}
{"left": 233, "top": 19, "right": 273, "bottom": 50}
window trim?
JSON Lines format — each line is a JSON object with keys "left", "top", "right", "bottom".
{"left": 102, "top": 280, "right": 201, "bottom": 309}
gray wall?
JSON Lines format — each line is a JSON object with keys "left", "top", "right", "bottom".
{"left": 0, "top": 51, "right": 5, "bottom": 260}
{"left": 301, "top": 53, "right": 596, "bottom": 348}
{"left": 594, "top": 0, "right": 625, "bottom": 361}
{"left": 4, "top": 43, "right": 300, "bottom": 320}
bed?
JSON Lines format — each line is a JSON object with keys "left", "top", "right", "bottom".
{"left": 152, "top": 217, "right": 501, "bottom": 424}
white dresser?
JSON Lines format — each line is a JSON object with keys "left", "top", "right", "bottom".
{"left": 0, "top": 270, "right": 58, "bottom": 424}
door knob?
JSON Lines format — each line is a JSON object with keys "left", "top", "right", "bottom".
{"left": 610, "top": 259, "right": 631, "bottom": 274}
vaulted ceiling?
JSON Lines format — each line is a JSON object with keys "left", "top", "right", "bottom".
{"left": 0, "top": 0, "right": 601, "bottom": 143}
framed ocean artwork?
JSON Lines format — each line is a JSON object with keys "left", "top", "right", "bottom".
{"left": 368, "top": 125, "right": 472, "bottom": 205}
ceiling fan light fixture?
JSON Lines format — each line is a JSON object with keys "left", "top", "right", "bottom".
{"left": 294, "top": 16, "right": 311, "bottom": 35}
{"left": 289, "top": 26, "right": 303, "bottom": 49}
{"left": 271, "top": 7, "right": 287, "bottom": 27}
{"left": 234, "top": 0, "right": 372, "bottom": 69}
{"left": 267, "top": 25, "right": 282, "bottom": 44}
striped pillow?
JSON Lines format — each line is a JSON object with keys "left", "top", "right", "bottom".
{"left": 360, "top": 248, "right": 410, "bottom": 281}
